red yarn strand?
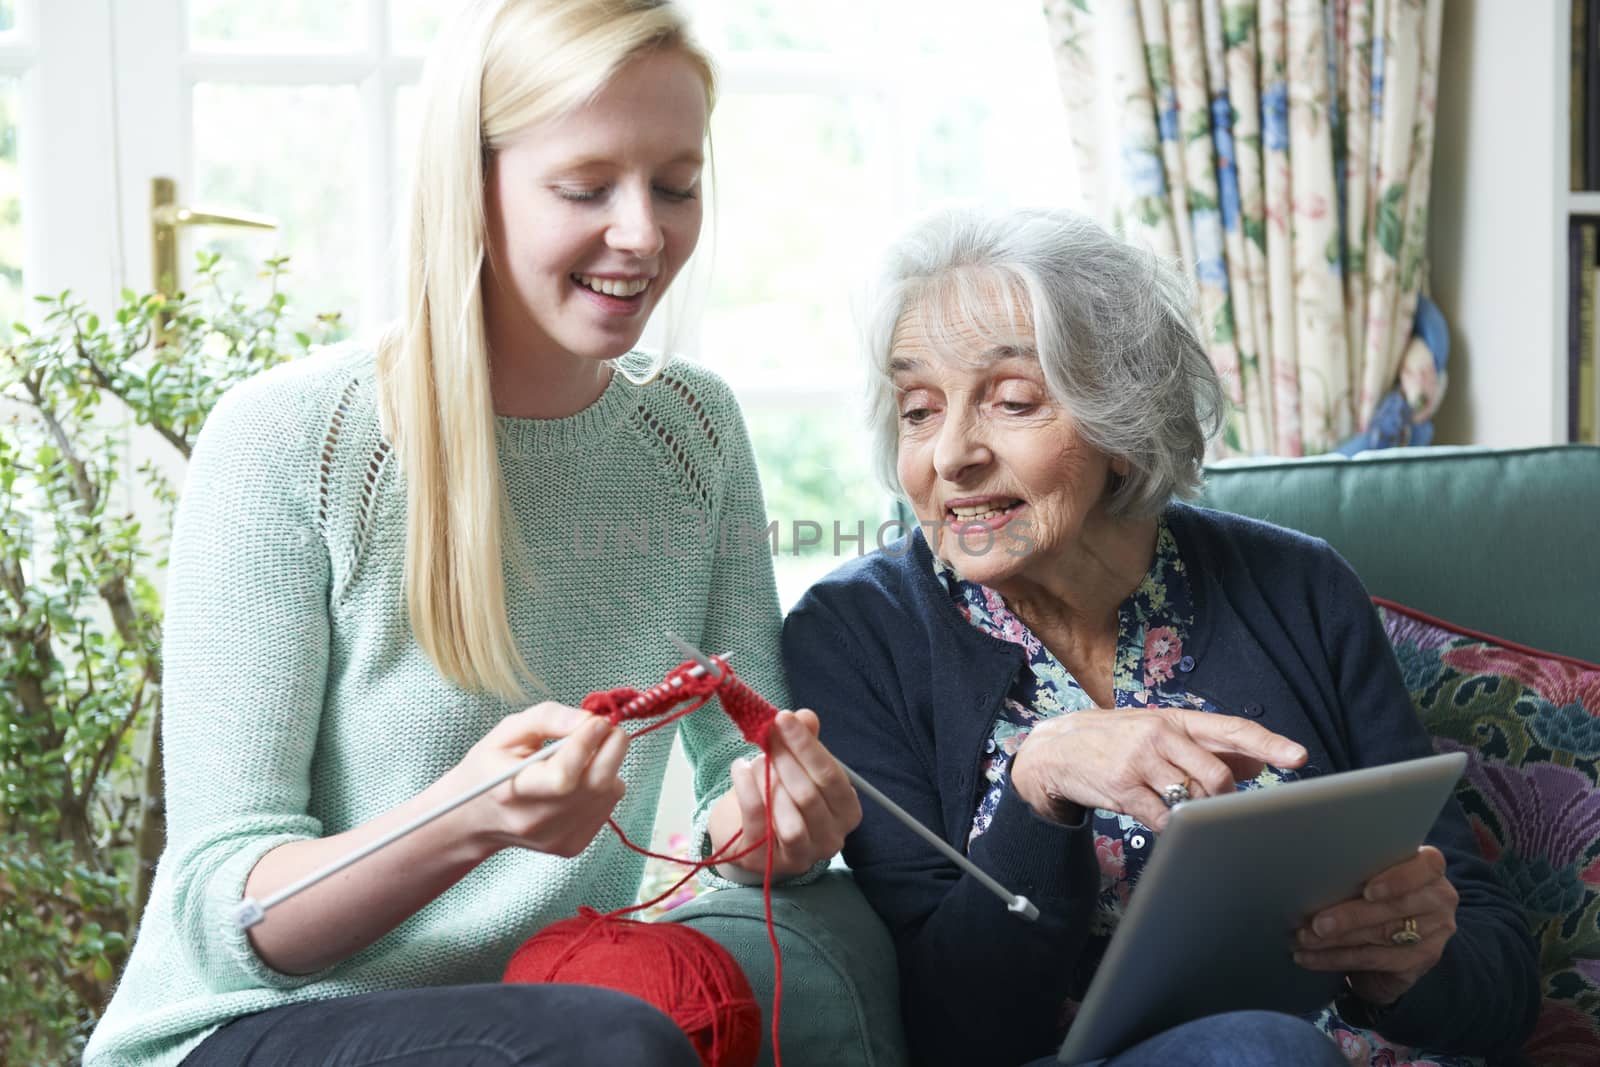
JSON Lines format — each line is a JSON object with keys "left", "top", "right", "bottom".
{"left": 762, "top": 748, "right": 782, "bottom": 1067}
{"left": 606, "top": 824, "right": 767, "bottom": 918}
{"left": 568, "top": 657, "right": 788, "bottom": 1067}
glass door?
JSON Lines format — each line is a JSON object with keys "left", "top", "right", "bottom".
{"left": 109, "top": 0, "right": 446, "bottom": 334}
{"left": 9, "top": 0, "right": 123, "bottom": 326}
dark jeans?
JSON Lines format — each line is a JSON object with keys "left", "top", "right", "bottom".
{"left": 1041, "top": 1010, "right": 1348, "bottom": 1067}
{"left": 181, "top": 983, "right": 701, "bottom": 1066}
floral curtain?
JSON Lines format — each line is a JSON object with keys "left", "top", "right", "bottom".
{"left": 1044, "top": 0, "right": 1447, "bottom": 457}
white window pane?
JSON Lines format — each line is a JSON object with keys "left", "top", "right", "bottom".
{"left": 389, "top": 0, "right": 458, "bottom": 55}
{"left": 700, "top": 93, "right": 890, "bottom": 389}
{"left": 388, "top": 83, "right": 421, "bottom": 314}
{"left": 191, "top": 83, "right": 364, "bottom": 332}
{"left": 394, "top": 83, "right": 420, "bottom": 204}
{"left": 905, "top": 91, "right": 1077, "bottom": 214}
{"left": 685, "top": 0, "right": 858, "bottom": 54}
{"left": 0, "top": 78, "right": 21, "bottom": 331}
{"left": 188, "top": 0, "right": 362, "bottom": 51}
{"left": 883, "top": 1, "right": 1078, "bottom": 212}
{"left": 749, "top": 406, "right": 887, "bottom": 609}
{"left": 868, "top": 0, "right": 1055, "bottom": 58}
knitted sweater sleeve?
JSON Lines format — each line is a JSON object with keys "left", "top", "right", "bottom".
{"left": 670, "top": 373, "right": 820, "bottom": 882}
{"left": 157, "top": 365, "right": 334, "bottom": 992}
{"left": 1314, "top": 549, "right": 1540, "bottom": 1056}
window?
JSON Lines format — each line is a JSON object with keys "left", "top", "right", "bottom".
{"left": 171, "top": 0, "right": 1080, "bottom": 606}
{"left": 676, "top": 0, "right": 1081, "bottom": 605}
{"left": 175, "top": 0, "right": 417, "bottom": 333}
{"left": 0, "top": 0, "right": 26, "bottom": 331}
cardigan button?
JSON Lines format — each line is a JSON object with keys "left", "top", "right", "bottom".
{"left": 1243, "top": 702, "right": 1263, "bottom": 718}
{"left": 983, "top": 738, "right": 997, "bottom": 754}
{"left": 1177, "top": 655, "right": 1196, "bottom": 672}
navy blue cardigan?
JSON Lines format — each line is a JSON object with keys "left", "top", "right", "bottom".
{"left": 782, "top": 503, "right": 1538, "bottom": 1067}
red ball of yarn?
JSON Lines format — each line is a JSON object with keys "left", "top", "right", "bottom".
{"left": 504, "top": 907, "right": 762, "bottom": 1067}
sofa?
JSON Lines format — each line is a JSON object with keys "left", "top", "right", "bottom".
{"left": 666, "top": 444, "right": 1600, "bottom": 1067}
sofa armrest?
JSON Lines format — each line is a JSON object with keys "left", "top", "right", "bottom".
{"left": 662, "top": 871, "right": 907, "bottom": 1067}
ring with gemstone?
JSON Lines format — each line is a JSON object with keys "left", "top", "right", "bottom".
{"left": 1160, "top": 781, "right": 1192, "bottom": 808}
{"left": 1390, "top": 917, "right": 1422, "bottom": 946}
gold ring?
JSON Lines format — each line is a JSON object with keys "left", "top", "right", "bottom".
{"left": 1390, "top": 917, "right": 1421, "bottom": 946}
{"left": 1160, "top": 781, "right": 1192, "bottom": 808}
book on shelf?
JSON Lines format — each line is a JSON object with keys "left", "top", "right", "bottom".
{"left": 1588, "top": 1, "right": 1600, "bottom": 188}
{"left": 1579, "top": 221, "right": 1599, "bottom": 444}
{"left": 1572, "top": 221, "right": 1584, "bottom": 441}
{"left": 1577, "top": 0, "right": 1588, "bottom": 189}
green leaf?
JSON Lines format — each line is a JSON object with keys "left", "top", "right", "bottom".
{"left": 1135, "top": 197, "right": 1166, "bottom": 228}
{"left": 1213, "top": 303, "right": 1237, "bottom": 344}
{"left": 1145, "top": 44, "right": 1173, "bottom": 92}
{"left": 1376, "top": 183, "right": 1407, "bottom": 259}
{"left": 1243, "top": 216, "right": 1267, "bottom": 251}
{"left": 1223, "top": 418, "right": 1244, "bottom": 453}
{"left": 1223, "top": 4, "right": 1256, "bottom": 50}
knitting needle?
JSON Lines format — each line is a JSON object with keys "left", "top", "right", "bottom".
{"left": 664, "top": 633, "right": 1039, "bottom": 922}
{"left": 232, "top": 657, "right": 728, "bottom": 931}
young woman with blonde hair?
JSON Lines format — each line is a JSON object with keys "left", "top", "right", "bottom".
{"left": 87, "top": 2, "right": 859, "bottom": 1063}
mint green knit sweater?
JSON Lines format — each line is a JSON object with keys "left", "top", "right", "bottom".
{"left": 85, "top": 344, "right": 790, "bottom": 1066}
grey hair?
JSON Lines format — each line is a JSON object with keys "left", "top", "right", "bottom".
{"left": 861, "top": 206, "right": 1226, "bottom": 519}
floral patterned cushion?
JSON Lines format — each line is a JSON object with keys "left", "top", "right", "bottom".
{"left": 1375, "top": 598, "right": 1600, "bottom": 1066}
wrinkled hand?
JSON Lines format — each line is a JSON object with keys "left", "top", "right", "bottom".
{"left": 711, "top": 709, "right": 863, "bottom": 880}
{"left": 1294, "top": 845, "right": 1458, "bottom": 1006}
{"left": 1008, "top": 706, "right": 1308, "bottom": 829}
{"left": 456, "top": 701, "right": 630, "bottom": 858}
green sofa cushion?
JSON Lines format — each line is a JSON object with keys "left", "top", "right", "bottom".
{"left": 1197, "top": 445, "right": 1600, "bottom": 664}
{"left": 662, "top": 870, "right": 907, "bottom": 1067}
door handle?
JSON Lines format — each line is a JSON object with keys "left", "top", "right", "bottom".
{"left": 150, "top": 176, "right": 277, "bottom": 294}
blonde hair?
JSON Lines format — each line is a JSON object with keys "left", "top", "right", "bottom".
{"left": 377, "top": 0, "right": 716, "bottom": 700}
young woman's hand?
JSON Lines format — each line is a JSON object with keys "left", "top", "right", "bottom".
{"left": 455, "top": 702, "right": 630, "bottom": 858}
{"left": 1009, "top": 706, "right": 1308, "bottom": 830}
{"left": 708, "top": 709, "right": 862, "bottom": 880}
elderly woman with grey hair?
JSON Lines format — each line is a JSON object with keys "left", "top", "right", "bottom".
{"left": 781, "top": 207, "right": 1536, "bottom": 1067}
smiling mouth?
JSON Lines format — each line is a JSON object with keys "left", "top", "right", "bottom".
{"left": 572, "top": 273, "right": 651, "bottom": 299}
{"left": 946, "top": 499, "right": 1024, "bottom": 527}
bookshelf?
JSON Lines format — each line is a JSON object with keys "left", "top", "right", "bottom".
{"left": 1428, "top": 2, "right": 1571, "bottom": 446}
{"left": 1572, "top": 182, "right": 1600, "bottom": 445}
{"left": 1564, "top": 3, "right": 1600, "bottom": 445}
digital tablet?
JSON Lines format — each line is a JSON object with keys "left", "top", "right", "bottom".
{"left": 1056, "top": 750, "right": 1468, "bottom": 1064}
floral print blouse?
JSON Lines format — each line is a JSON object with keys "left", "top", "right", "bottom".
{"left": 934, "top": 518, "right": 1474, "bottom": 1067}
